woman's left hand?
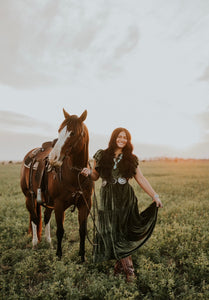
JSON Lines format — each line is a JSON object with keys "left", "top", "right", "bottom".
{"left": 153, "top": 196, "right": 163, "bottom": 208}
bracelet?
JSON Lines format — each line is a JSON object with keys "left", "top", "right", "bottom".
{"left": 88, "top": 169, "right": 92, "bottom": 177}
{"left": 152, "top": 194, "right": 159, "bottom": 200}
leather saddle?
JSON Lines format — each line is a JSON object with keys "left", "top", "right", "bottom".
{"left": 24, "top": 139, "right": 57, "bottom": 201}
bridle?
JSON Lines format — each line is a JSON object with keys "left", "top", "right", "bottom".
{"left": 62, "top": 124, "right": 85, "bottom": 158}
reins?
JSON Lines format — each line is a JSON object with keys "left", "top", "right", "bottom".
{"left": 77, "top": 171, "right": 100, "bottom": 246}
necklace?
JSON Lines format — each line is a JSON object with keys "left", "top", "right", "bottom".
{"left": 113, "top": 153, "right": 123, "bottom": 169}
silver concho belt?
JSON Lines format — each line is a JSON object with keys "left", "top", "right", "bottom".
{"left": 102, "top": 177, "right": 127, "bottom": 187}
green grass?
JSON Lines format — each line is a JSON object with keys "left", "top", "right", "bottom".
{"left": 0, "top": 161, "right": 209, "bottom": 299}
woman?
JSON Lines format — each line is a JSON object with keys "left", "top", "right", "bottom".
{"left": 81, "top": 128, "right": 163, "bottom": 282}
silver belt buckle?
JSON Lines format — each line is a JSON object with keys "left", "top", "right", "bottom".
{"left": 112, "top": 178, "right": 117, "bottom": 184}
{"left": 118, "top": 177, "right": 127, "bottom": 184}
{"left": 102, "top": 179, "right": 107, "bottom": 187}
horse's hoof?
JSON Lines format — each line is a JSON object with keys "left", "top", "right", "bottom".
{"left": 78, "top": 250, "right": 85, "bottom": 262}
{"left": 46, "top": 240, "right": 53, "bottom": 249}
{"left": 80, "top": 256, "right": 85, "bottom": 263}
{"left": 77, "top": 258, "right": 85, "bottom": 264}
{"left": 32, "top": 244, "right": 38, "bottom": 250}
{"left": 56, "top": 251, "right": 62, "bottom": 260}
{"left": 45, "top": 237, "right": 52, "bottom": 244}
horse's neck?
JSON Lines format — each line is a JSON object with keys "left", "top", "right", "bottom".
{"left": 72, "top": 145, "right": 89, "bottom": 168}
{"left": 72, "top": 155, "right": 86, "bottom": 168}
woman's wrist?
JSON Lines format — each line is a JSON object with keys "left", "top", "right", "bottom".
{"left": 152, "top": 194, "right": 159, "bottom": 200}
{"left": 88, "top": 169, "right": 92, "bottom": 178}
{"left": 152, "top": 193, "right": 163, "bottom": 208}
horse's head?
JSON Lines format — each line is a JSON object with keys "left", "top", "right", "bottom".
{"left": 48, "top": 109, "right": 88, "bottom": 167}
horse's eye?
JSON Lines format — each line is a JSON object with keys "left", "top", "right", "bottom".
{"left": 70, "top": 131, "right": 75, "bottom": 137}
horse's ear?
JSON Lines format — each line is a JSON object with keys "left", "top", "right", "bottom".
{"left": 79, "top": 110, "right": 87, "bottom": 122}
{"left": 63, "top": 108, "right": 70, "bottom": 119}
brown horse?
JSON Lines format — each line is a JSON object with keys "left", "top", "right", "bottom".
{"left": 20, "top": 109, "right": 93, "bottom": 261}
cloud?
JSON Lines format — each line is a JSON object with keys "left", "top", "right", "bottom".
{"left": 1, "top": 126, "right": 208, "bottom": 161}
{"left": 0, "top": 1, "right": 139, "bottom": 88}
{"left": 1, "top": 0, "right": 209, "bottom": 90}
{"left": 0, "top": 110, "right": 55, "bottom": 134}
{"left": 0, "top": 130, "right": 52, "bottom": 161}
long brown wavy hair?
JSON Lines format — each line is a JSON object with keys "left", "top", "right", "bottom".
{"left": 99, "top": 128, "right": 138, "bottom": 180}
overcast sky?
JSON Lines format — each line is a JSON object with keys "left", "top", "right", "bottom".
{"left": 0, "top": 0, "right": 209, "bottom": 160}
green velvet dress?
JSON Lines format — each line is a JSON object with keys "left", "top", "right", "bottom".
{"left": 93, "top": 150, "right": 158, "bottom": 263}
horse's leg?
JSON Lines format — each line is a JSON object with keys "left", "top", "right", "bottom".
{"left": 78, "top": 203, "right": 89, "bottom": 262}
{"left": 54, "top": 204, "right": 65, "bottom": 259}
{"left": 31, "top": 221, "right": 39, "bottom": 247}
{"left": 26, "top": 196, "right": 42, "bottom": 247}
{"left": 30, "top": 205, "right": 41, "bottom": 248}
{"left": 44, "top": 207, "right": 53, "bottom": 244}
{"left": 26, "top": 196, "right": 39, "bottom": 225}
{"left": 36, "top": 203, "right": 42, "bottom": 242}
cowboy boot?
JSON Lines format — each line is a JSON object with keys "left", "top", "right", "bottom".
{"left": 128, "top": 256, "right": 136, "bottom": 281}
{"left": 114, "top": 260, "right": 124, "bottom": 275}
{"left": 120, "top": 256, "right": 136, "bottom": 282}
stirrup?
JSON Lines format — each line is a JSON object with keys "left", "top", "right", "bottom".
{"left": 37, "top": 188, "right": 42, "bottom": 204}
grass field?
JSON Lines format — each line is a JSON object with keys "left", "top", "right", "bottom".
{"left": 0, "top": 160, "right": 209, "bottom": 299}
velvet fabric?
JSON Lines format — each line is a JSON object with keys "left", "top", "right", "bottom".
{"left": 92, "top": 149, "right": 158, "bottom": 263}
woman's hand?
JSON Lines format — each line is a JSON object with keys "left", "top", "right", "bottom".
{"left": 152, "top": 195, "right": 163, "bottom": 208}
{"left": 81, "top": 168, "right": 91, "bottom": 177}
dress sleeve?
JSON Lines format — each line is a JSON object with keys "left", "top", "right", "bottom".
{"left": 132, "top": 155, "right": 139, "bottom": 176}
{"left": 135, "top": 155, "right": 139, "bottom": 169}
{"left": 93, "top": 149, "right": 103, "bottom": 173}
